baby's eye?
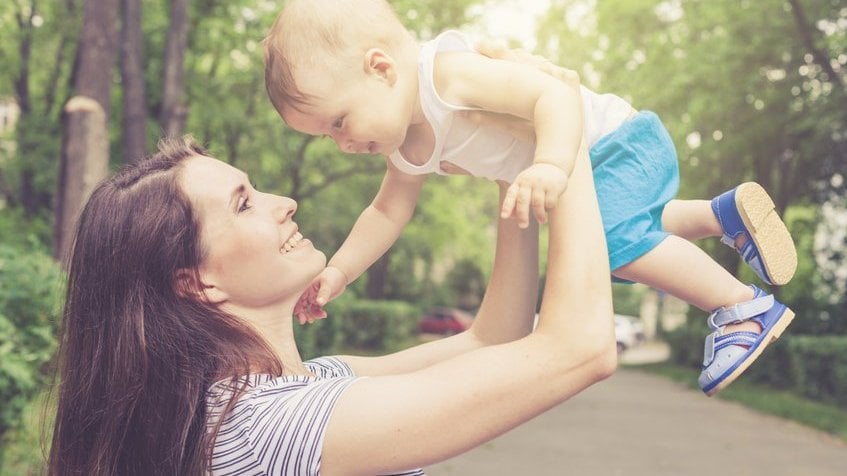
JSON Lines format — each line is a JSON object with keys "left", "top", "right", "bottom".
{"left": 332, "top": 116, "right": 345, "bottom": 129}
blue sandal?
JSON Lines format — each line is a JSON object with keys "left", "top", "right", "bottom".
{"left": 699, "top": 285, "right": 795, "bottom": 396}
{"left": 711, "top": 182, "right": 797, "bottom": 286}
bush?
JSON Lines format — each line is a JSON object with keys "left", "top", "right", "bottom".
{"left": 665, "top": 320, "right": 847, "bottom": 409}
{"left": 293, "top": 293, "right": 352, "bottom": 360}
{"left": 0, "top": 245, "right": 64, "bottom": 445}
{"left": 786, "top": 336, "right": 847, "bottom": 408}
{"left": 337, "top": 299, "right": 419, "bottom": 352}
{"left": 294, "top": 297, "right": 421, "bottom": 359}
{"left": 664, "top": 319, "right": 707, "bottom": 369}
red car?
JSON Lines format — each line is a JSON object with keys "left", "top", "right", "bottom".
{"left": 418, "top": 308, "right": 474, "bottom": 335}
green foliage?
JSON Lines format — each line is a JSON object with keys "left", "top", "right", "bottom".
{"left": 293, "top": 293, "right": 354, "bottom": 361}
{"left": 784, "top": 336, "right": 847, "bottom": 408}
{"left": 337, "top": 299, "right": 420, "bottom": 352}
{"left": 665, "top": 319, "right": 847, "bottom": 409}
{"left": 0, "top": 245, "right": 63, "bottom": 446}
{"left": 537, "top": 0, "right": 847, "bottom": 333}
{"left": 0, "top": 391, "right": 50, "bottom": 475}
{"left": 664, "top": 318, "right": 707, "bottom": 369}
{"left": 295, "top": 296, "right": 421, "bottom": 359}
{"left": 611, "top": 283, "right": 647, "bottom": 317}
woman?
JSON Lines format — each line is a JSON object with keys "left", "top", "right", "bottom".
{"left": 48, "top": 58, "right": 616, "bottom": 476}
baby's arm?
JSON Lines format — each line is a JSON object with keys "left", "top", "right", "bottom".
{"left": 311, "top": 160, "right": 426, "bottom": 310}
{"left": 435, "top": 51, "right": 584, "bottom": 228}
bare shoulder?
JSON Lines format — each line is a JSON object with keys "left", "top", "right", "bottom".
{"left": 432, "top": 50, "right": 491, "bottom": 106}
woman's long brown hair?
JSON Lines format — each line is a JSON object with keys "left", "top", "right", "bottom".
{"left": 48, "top": 137, "right": 281, "bottom": 475}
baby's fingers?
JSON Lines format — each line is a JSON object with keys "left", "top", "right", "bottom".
{"left": 514, "top": 186, "right": 533, "bottom": 228}
{"left": 316, "top": 279, "right": 333, "bottom": 306}
{"left": 501, "top": 183, "right": 520, "bottom": 219}
{"left": 532, "top": 188, "right": 549, "bottom": 225}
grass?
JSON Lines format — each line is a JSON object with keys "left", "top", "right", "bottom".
{"left": 633, "top": 362, "right": 847, "bottom": 442}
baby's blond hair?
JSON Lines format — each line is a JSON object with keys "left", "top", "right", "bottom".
{"left": 263, "top": 0, "right": 412, "bottom": 115}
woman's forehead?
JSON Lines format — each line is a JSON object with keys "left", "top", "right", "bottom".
{"left": 181, "top": 156, "right": 244, "bottom": 206}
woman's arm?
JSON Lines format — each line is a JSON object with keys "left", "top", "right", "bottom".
{"left": 338, "top": 43, "right": 583, "bottom": 376}
{"left": 321, "top": 143, "right": 616, "bottom": 475}
{"left": 339, "top": 184, "right": 539, "bottom": 377}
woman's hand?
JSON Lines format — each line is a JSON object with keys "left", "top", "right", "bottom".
{"left": 459, "top": 41, "right": 581, "bottom": 143}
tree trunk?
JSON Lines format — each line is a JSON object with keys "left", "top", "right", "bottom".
{"left": 74, "top": 0, "right": 119, "bottom": 117}
{"left": 120, "top": 0, "right": 147, "bottom": 162}
{"left": 54, "top": 97, "right": 109, "bottom": 267}
{"left": 160, "top": 0, "right": 189, "bottom": 137}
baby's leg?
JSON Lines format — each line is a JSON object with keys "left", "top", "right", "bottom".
{"left": 662, "top": 198, "right": 755, "bottom": 251}
{"left": 664, "top": 183, "right": 796, "bottom": 285}
{"left": 613, "top": 235, "right": 754, "bottom": 318}
{"left": 614, "top": 235, "right": 793, "bottom": 396}
{"left": 661, "top": 200, "right": 722, "bottom": 241}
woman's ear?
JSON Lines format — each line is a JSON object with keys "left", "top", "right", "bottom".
{"left": 364, "top": 48, "right": 397, "bottom": 85}
{"left": 174, "top": 269, "right": 228, "bottom": 304}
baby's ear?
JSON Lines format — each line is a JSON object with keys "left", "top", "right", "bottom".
{"left": 364, "top": 48, "right": 397, "bottom": 85}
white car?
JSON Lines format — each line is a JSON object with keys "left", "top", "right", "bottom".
{"left": 614, "top": 314, "right": 645, "bottom": 353}
{"left": 532, "top": 313, "right": 645, "bottom": 353}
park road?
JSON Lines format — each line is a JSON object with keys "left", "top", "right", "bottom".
{"left": 426, "top": 367, "right": 847, "bottom": 476}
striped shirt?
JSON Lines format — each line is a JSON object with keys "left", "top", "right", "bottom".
{"left": 206, "top": 356, "right": 425, "bottom": 476}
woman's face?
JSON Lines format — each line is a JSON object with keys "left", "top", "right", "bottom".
{"left": 179, "top": 155, "right": 326, "bottom": 308}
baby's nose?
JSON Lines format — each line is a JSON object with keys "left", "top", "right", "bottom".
{"left": 341, "top": 139, "right": 358, "bottom": 154}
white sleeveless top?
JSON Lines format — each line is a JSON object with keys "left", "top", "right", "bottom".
{"left": 389, "top": 30, "right": 634, "bottom": 183}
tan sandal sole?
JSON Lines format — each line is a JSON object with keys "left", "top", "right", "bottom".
{"left": 734, "top": 182, "right": 797, "bottom": 286}
{"left": 706, "top": 308, "right": 795, "bottom": 396}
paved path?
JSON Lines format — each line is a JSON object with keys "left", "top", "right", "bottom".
{"left": 427, "top": 365, "right": 847, "bottom": 476}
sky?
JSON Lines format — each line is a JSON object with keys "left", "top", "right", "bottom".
{"left": 468, "top": 0, "right": 552, "bottom": 50}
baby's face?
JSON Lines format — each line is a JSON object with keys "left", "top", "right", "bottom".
{"left": 282, "top": 62, "right": 414, "bottom": 157}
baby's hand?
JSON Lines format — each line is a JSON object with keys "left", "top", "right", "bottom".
{"left": 294, "top": 281, "right": 327, "bottom": 324}
{"left": 294, "top": 266, "right": 348, "bottom": 324}
{"left": 501, "top": 163, "right": 568, "bottom": 228}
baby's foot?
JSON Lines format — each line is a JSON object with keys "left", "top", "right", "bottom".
{"left": 711, "top": 182, "right": 797, "bottom": 286}
{"left": 699, "top": 285, "right": 794, "bottom": 396}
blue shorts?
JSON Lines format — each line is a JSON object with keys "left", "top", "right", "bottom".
{"left": 589, "top": 111, "right": 680, "bottom": 276}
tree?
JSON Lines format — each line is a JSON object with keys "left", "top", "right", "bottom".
{"left": 120, "top": 0, "right": 147, "bottom": 162}
{"left": 160, "top": 0, "right": 188, "bottom": 137}
{"left": 1, "top": 0, "right": 80, "bottom": 216}
{"left": 73, "top": 0, "right": 118, "bottom": 115}
{"left": 54, "top": 0, "right": 117, "bottom": 264}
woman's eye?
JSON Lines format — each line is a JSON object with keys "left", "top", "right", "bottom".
{"left": 238, "top": 197, "right": 251, "bottom": 213}
{"left": 333, "top": 117, "right": 344, "bottom": 129}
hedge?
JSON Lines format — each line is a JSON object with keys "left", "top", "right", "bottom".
{"left": 665, "top": 322, "right": 847, "bottom": 409}
{"left": 337, "top": 299, "right": 419, "bottom": 351}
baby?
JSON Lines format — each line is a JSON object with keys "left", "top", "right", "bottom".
{"left": 263, "top": 0, "right": 798, "bottom": 395}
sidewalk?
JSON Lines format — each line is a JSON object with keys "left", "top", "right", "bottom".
{"left": 427, "top": 363, "right": 847, "bottom": 476}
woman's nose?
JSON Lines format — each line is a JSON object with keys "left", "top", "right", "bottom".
{"left": 272, "top": 196, "right": 297, "bottom": 222}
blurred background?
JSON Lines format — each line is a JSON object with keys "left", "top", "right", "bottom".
{"left": 0, "top": 0, "right": 845, "bottom": 472}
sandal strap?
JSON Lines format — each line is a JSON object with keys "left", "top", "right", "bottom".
{"left": 720, "top": 234, "right": 768, "bottom": 283}
{"left": 719, "top": 233, "right": 737, "bottom": 248}
{"left": 707, "top": 294, "right": 774, "bottom": 330}
{"left": 703, "top": 330, "right": 759, "bottom": 366}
